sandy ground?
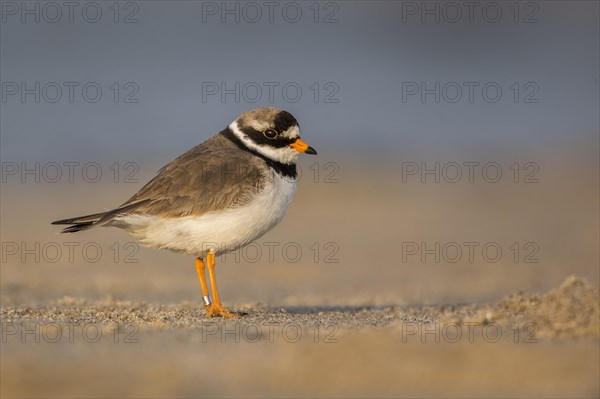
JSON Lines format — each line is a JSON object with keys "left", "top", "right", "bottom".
{"left": 1, "top": 157, "right": 599, "bottom": 397}
{"left": 1, "top": 276, "right": 598, "bottom": 398}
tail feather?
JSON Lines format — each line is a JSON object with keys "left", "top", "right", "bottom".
{"left": 58, "top": 222, "right": 97, "bottom": 233}
{"left": 52, "top": 211, "right": 109, "bottom": 233}
{"left": 52, "top": 200, "right": 152, "bottom": 233}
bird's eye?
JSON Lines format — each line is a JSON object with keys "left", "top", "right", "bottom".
{"left": 262, "top": 129, "right": 279, "bottom": 140}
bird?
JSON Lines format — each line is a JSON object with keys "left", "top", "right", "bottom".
{"left": 52, "top": 107, "right": 317, "bottom": 318}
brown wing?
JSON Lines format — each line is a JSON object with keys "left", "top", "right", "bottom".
{"left": 52, "top": 134, "right": 267, "bottom": 232}
{"left": 116, "top": 135, "right": 266, "bottom": 219}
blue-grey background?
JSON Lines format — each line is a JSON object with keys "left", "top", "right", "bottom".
{"left": 1, "top": 1, "right": 598, "bottom": 160}
{"left": 1, "top": 0, "right": 599, "bottom": 301}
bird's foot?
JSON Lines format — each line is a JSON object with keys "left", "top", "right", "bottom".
{"left": 205, "top": 303, "right": 240, "bottom": 318}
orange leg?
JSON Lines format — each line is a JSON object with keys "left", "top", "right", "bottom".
{"left": 194, "top": 258, "right": 212, "bottom": 314}
{"left": 205, "top": 251, "right": 236, "bottom": 318}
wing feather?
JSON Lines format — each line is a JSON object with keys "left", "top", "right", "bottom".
{"left": 52, "top": 134, "right": 267, "bottom": 232}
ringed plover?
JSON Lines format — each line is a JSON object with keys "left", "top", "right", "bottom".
{"left": 52, "top": 107, "right": 317, "bottom": 318}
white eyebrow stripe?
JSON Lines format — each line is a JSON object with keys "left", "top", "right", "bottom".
{"left": 282, "top": 125, "right": 300, "bottom": 140}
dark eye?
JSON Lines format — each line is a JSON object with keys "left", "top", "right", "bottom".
{"left": 263, "top": 129, "right": 279, "bottom": 139}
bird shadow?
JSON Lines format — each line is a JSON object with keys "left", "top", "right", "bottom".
{"left": 263, "top": 302, "right": 476, "bottom": 315}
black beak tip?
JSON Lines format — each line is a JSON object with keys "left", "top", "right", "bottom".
{"left": 306, "top": 146, "right": 317, "bottom": 155}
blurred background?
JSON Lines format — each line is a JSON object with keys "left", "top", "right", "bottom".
{"left": 1, "top": 0, "right": 598, "bottom": 305}
{"left": 1, "top": 1, "right": 598, "bottom": 397}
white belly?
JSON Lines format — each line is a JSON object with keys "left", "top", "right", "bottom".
{"left": 116, "top": 172, "right": 297, "bottom": 257}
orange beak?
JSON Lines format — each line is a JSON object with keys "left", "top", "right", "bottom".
{"left": 289, "top": 138, "right": 317, "bottom": 154}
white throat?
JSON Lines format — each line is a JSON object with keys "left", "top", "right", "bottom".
{"left": 229, "top": 121, "right": 299, "bottom": 165}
